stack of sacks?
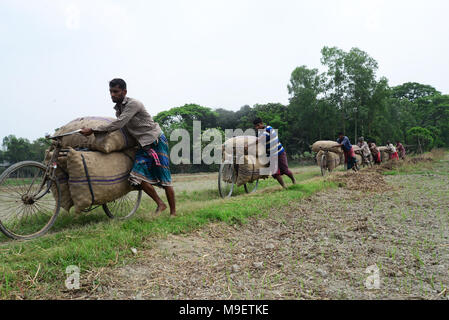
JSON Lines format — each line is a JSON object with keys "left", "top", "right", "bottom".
{"left": 222, "top": 136, "right": 269, "bottom": 186}
{"left": 355, "top": 154, "right": 363, "bottom": 165}
{"left": 378, "top": 146, "right": 390, "bottom": 162}
{"left": 311, "top": 141, "right": 343, "bottom": 154}
{"left": 44, "top": 117, "right": 138, "bottom": 213}
{"left": 353, "top": 145, "right": 361, "bottom": 154}
{"left": 313, "top": 141, "right": 344, "bottom": 171}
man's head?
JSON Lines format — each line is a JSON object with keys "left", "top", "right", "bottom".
{"left": 358, "top": 137, "right": 364, "bottom": 143}
{"left": 253, "top": 118, "right": 265, "bottom": 130}
{"left": 386, "top": 140, "right": 391, "bottom": 145}
{"left": 338, "top": 132, "right": 344, "bottom": 140}
{"left": 109, "top": 78, "right": 127, "bottom": 104}
{"left": 396, "top": 141, "right": 400, "bottom": 144}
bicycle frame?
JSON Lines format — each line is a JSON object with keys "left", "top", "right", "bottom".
{"left": 33, "top": 129, "right": 82, "bottom": 200}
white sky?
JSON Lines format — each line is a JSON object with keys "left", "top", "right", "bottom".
{"left": 1, "top": 0, "right": 448, "bottom": 141}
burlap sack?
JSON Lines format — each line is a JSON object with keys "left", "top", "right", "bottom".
{"left": 54, "top": 117, "right": 137, "bottom": 153}
{"left": 44, "top": 149, "right": 73, "bottom": 212}
{"left": 381, "top": 151, "right": 389, "bottom": 162}
{"left": 355, "top": 154, "right": 362, "bottom": 166}
{"left": 312, "top": 141, "right": 343, "bottom": 154}
{"left": 316, "top": 151, "right": 341, "bottom": 171}
{"left": 353, "top": 145, "right": 361, "bottom": 154}
{"left": 236, "top": 155, "right": 269, "bottom": 186}
{"left": 67, "top": 148, "right": 136, "bottom": 213}
{"left": 223, "top": 136, "right": 266, "bottom": 159}
{"left": 223, "top": 136, "right": 269, "bottom": 186}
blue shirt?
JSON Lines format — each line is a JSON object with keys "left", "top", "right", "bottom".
{"left": 257, "top": 125, "right": 285, "bottom": 156}
{"left": 337, "top": 136, "right": 352, "bottom": 152}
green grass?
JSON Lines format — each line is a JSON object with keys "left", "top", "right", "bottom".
{"left": 0, "top": 168, "right": 332, "bottom": 299}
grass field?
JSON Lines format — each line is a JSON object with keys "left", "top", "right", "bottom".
{"left": 0, "top": 164, "right": 330, "bottom": 299}
{"left": 0, "top": 152, "right": 447, "bottom": 300}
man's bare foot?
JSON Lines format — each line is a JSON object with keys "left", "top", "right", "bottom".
{"left": 155, "top": 203, "right": 167, "bottom": 214}
{"left": 292, "top": 177, "right": 297, "bottom": 185}
{"left": 170, "top": 211, "right": 177, "bottom": 217}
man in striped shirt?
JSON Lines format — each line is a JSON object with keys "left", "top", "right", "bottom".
{"left": 253, "top": 118, "right": 296, "bottom": 189}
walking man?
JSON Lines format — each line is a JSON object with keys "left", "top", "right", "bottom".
{"left": 396, "top": 141, "right": 406, "bottom": 160}
{"left": 368, "top": 141, "right": 381, "bottom": 164}
{"left": 81, "top": 78, "right": 176, "bottom": 216}
{"left": 252, "top": 118, "right": 296, "bottom": 189}
{"left": 337, "top": 132, "right": 358, "bottom": 171}
{"left": 357, "top": 137, "right": 372, "bottom": 165}
{"left": 387, "top": 141, "right": 399, "bottom": 161}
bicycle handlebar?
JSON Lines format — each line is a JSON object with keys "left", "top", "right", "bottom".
{"left": 45, "top": 129, "right": 82, "bottom": 140}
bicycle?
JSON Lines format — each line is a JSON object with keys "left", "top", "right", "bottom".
{"left": 318, "top": 148, "right": 341, "bottom": 176}
{"left": 0, "top": 129, "right": 142, "bottom": 240}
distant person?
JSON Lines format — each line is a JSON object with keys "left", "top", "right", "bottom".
{"left": 368, "top": 141, "right": 381, "bottom": 164}
{"left": 386, "top": 141, "right": 399, "bottom": 161}
{"left": 396, "top": 141, "right": 406, "bottom": 160}
{"left": 252, "top": 118, "right": 296, "bottom": 189}
{"left": 357, "top": 137, "right": 372, "bottom": 164}
{"left": 80, "top": 78, "right": 176, "bottom": 216}
{"left": 337, "top": 132, "right": 358, "bottom": 171}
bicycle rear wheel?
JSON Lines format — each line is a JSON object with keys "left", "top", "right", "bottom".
{"left": 0, "top": 161, "right": 60, "bottom": 240}
{"left": 103, "top": 189, "right": 142, "bottom": 220}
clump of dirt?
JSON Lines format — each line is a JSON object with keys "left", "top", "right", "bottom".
{"left": 329, "top": 170, "right": 392, "bottom": 193}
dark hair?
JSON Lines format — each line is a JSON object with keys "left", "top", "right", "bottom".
{"left": 253, "top": 117, "right": 263, "bottom": 125}
{"left": 337, "top": 132, "right": 344, "bottom": 136}
{"left": 109, "top": 78, "right": 127, "bottom": 90}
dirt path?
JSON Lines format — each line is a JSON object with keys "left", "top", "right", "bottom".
{"left": 64, "top": 159, "right": 449, "bottom": 300}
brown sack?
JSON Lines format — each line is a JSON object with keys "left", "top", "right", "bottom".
{"left": 353, "top": 145, "right": 361, "bottom": 154}
{"left": 316, "top": 151, "right": 341, "bottom": 171}
{"left": 312, "top": 141, "right": 343, "bottom": 154}
{"left": 236, "top": 155, "right": 269, "bottom": 186}
{"left": 54, "top": 117, "right": 137, "bottom": 153}
{"left": 381, "top": 151, "right": 389, "bottom": 162}
{"left": 223, "top": 136, "right": 265, "bottom": 159}
{"left": 67, "top": 148, "right": 136, "bottom": 213}
{"left": 355, "top": 154, "right": 363, "bottom": 166}
{"left": 44, "top": 149, "right": 73, "bottom": 212}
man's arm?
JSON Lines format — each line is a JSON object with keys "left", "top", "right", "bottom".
{"left": 81, "top": 102, "right": 140, "bottom": 136}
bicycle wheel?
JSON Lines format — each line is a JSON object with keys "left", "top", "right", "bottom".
{"left": 0, "top": 161, "right": 61, "bottom": 240}
{"left": 103, "top": 189, "right": 142, "bottom": 220}
{"left": 320, "top": 154, "right": 328, "bottom": 176}
{"left": 218, "top": 162, "right": 236, "bottom": 198}
{"left": 244, "top": 179, "right": 259, "bottom": 194}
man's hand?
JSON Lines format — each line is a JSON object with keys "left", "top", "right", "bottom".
{"left": 80, "top": 128, "right": 94, "bottom": 136}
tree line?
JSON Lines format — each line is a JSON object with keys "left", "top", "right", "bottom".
{"left": 2, "top": 46, "right": 448, "bottom": 173}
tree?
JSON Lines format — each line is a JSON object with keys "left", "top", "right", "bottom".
{"left": 154, "top": 104, "right": 218, "bottom": 134}
{"left": 392, "top": 82, "right": 440, "bottom": 102}
{"left": 407, "top": 127, "right": 434, "bottom": 153}
{"left": 2, "top": 135, "right": 31, "bottom": 163}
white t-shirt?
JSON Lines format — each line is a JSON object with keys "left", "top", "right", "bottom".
{"left": 388, "top": 144, "right": 397, "bottom": 153}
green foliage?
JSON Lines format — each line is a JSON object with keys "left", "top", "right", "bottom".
{"left": 1, "top": 135, "right": 51, "bottom": 164}
{"left": 407, "top": 127, "right": 434, "bottom": 153}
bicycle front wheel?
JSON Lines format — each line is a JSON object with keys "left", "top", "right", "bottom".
{"left": 320, "top": 154, "right": 328, "bottom": 176}
{"left": 0, "top": 161, "right": 61, "bottom": 240}
{"left": 218, "top": 162, "right": 236, "bottom": 198}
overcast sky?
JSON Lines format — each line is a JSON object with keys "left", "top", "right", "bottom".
{"left": 1, "top": 0, "right": 448, "bottom": 141}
